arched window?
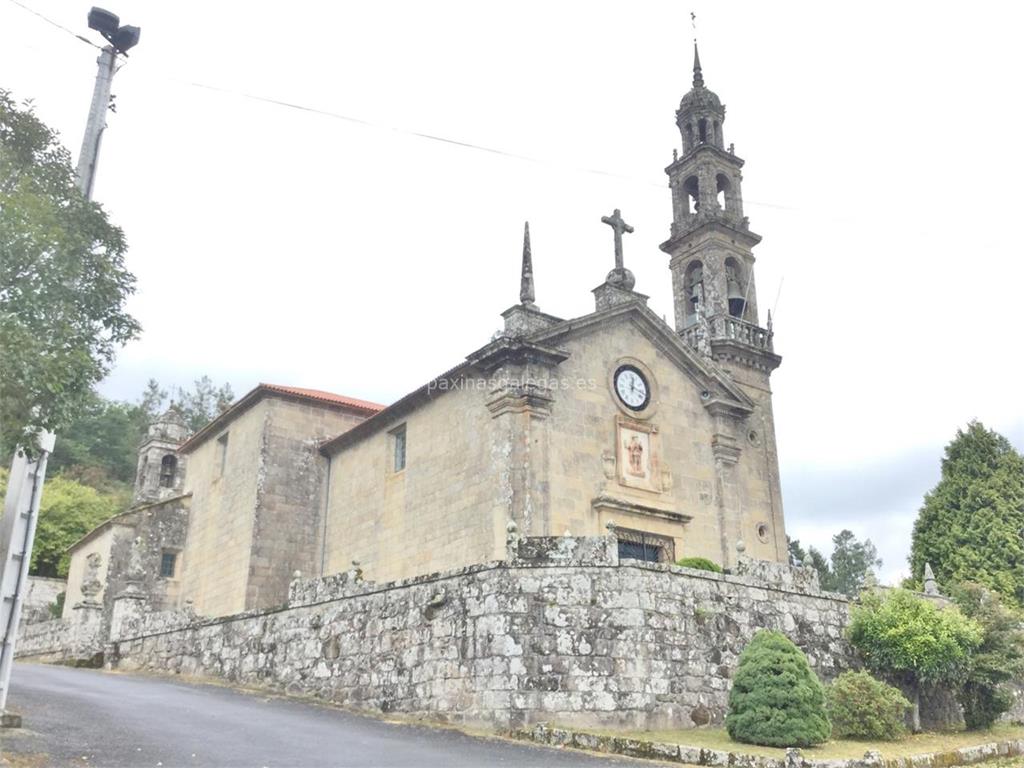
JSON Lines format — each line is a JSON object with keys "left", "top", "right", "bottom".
{"left": 159, "top": 454, "right": 177, "bottom": 488}
{"left": 698, "top": 118, "right": 708, "bottom": 143}
{"left": 683, "top": 176, "right": 700, "bottom": 214}
{"left": 725, "top": 257, "right": 747, "bottom": 318}
{"left": 684, "top": 261, "right": 704, "bottom": 323}
{"left": 716, "top": 173, "right": 732, "bottom": 212}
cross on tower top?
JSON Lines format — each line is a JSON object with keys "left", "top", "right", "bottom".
{"left": 601, "top": 208, "right": 634, "bottom": 271}
{"left": 600, "top": 208, "right": 636, "bottom": 292}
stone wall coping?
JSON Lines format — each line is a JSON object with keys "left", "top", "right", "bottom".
{"left": 514, "top": 724, "right": 1024, "bottom": 768}
{"left": 27, "top": 575, "right": 67, "bottom": 585}
{"left": 118, "top": 555, "right": 847, "bottom": 644}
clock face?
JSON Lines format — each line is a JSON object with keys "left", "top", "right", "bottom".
{"left": 614, "top": 365, "right": 650, "bottom": 411}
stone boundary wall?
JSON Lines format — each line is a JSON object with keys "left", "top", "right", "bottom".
{"left": 16, "top": 603, "right": 104, "bottom": 665}
{"left": 105, "top": 537, "right": 865, "bottom": 729}
{"left": 16, "top": 617, "right": 71, "bottom": 661}
{"left": 516, "top": 724, "right": 1024, "bottom": 768}
{"left": 21, "top": 576, "right": 65, "bottom": 624}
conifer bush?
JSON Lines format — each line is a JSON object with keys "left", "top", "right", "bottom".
{"left": 675, "top": 557, "right": 723, "bottom": 573}
{"left": 826, "top": 671, "right": 911, "bottom": 740}
{"left": 726, "top": 630, "right": 831, "bottom": 747}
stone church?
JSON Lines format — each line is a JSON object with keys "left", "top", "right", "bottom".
{"left": 62, "top": 46, "right": 787, "bottom": 622}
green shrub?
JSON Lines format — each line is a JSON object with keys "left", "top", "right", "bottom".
{"left": 675, "top": 557, "right": 723, "bottom": 573}
{"left": 48, "top": 592, "right": 66, "bottom": 618}
{"left": 826, "top": 671, "right": 910, "bottom": 740}
{"left": 847, "top": 589, "right": 982, "bottom": 732}
{"left": 952, "top": 583, "right": 1024, "bottom": 730}
{"left": 726, "top": 630, "right": 831, "bottom": 747}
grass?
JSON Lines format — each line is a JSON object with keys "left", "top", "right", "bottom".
{"left": 578, "top": 723, "right": 1024, "bottom": 760}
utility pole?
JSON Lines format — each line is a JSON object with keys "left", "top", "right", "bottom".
{"left": 0, "top": 6, "right": 140, "bottom": 727}
{"left": 76, "top": 45, "right": 116, "bottom": 198}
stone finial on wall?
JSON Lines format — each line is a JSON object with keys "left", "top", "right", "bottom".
{"left": 505, "top": 520, "right": 520, "bottom": 560}
{"left": 923, "top": 562, "right": 940, "bottom": 596}
{"left": 79, "top": 552, "right": 103, "bottom": 605}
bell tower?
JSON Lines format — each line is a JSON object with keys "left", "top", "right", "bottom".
{"left": 661, "top": 45, "right": 779, "bottom": 377}
{"left": 133, "top": 408, "right": 189, "bottom": 505}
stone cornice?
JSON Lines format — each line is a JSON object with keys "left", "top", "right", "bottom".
{"left": 660, "top": 219, "right": 762, "bottom": 255}
{"left": 665, "top": 143, "right": 745, "bottom": 173}
{"left": 466, "top": 337, "right": 570, "bottom": 374}
{"left": 710, "top": 339, "right": 783, "bottom": 373}
{"left": 591, "top": 494, "right": 693, "bottom": 525}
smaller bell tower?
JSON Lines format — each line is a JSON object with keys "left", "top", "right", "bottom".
{"left": 134, "top": 408, "right": 189, "bottom": 505}
{"left": 661, "top": 45, "right": 778, "bottom": 377}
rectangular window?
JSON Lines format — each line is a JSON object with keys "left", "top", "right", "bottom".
{"left": 159, "top": 551, "right": 177, "bottom": 578}
{"left": 391, "top": 425, "right": 407, "bottom": 472}
{"left": 616, "top": 528, "right": 675, "bottom": 563}
{"left": 216, "top": 432, "right": 229, "bottom": 477}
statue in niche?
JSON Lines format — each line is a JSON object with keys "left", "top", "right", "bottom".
{"left": 626, "top": 435, "right": 645, "bottom": 477}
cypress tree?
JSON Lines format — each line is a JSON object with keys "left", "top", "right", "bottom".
{"left": 910, "top": 422, "right": 1024, "bottom": 607}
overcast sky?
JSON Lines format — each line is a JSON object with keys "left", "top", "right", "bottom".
{"left": 3, "top": 1, "right": 1022, "bottom": 584}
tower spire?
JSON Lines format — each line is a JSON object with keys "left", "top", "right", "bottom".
{"left": 519, "top": 221, "right": 535, "bottom": 306}
{"left": 692, "top": 43, "right": 704, "bottom": 88}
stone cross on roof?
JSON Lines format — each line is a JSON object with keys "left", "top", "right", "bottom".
{"left": 601, "top": 208, "right": 634, "bottom": 272}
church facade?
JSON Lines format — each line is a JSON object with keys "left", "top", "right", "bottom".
{"left": 62, "top": 47, "right": 787, "bottom": 621}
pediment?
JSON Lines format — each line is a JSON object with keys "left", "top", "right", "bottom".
{"left": 525, "top": 301, "right": 754, "bottom": 416}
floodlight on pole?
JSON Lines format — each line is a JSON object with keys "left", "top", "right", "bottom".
{"left": 87, "top": 7, "right": 140, "bottom": 54}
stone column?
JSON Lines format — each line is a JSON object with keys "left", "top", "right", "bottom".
{"left": 69, "top": 601, "right": 104, "bottom": 663}
{"left": 109, "top": 588, "right": 147, "bottom": 643}
{"left": 486, "top": 361, "right": 556, "bottom": 540}
{"left": 707, "top": 404, "right": 743, "bottom": 568}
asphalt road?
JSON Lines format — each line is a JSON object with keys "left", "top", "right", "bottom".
{"left": 1, "top": 663, "right": 660, "bottom": 768}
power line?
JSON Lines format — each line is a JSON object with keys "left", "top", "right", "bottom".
{"left": 6, "top": 0, "right": 100, "bottom": 49}
{"left": 187, "top": 80, "right": 656, "bottom": 187}
{"left": 6, "top": 0, "right": 800, "bottom": 212}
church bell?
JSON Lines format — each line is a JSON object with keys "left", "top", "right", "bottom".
{"left": 727, "top": 275, "right": 746, "bottom": 318}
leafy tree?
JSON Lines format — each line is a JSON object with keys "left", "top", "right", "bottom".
{"left": 787, "top": 536, "right": 806, "bottom": 566}
{"left": 47, "top": 390, "right": 140, "bottom": 487}
{"left": 910, "top": 422, "right": 1024, "bottom": 607}
{"left": 847, "top": 589, "right": 982, "bottom": 732}
{"left": 45, "top": 376, "right": 232, "bottom": 499}
{"left": 726, "top": 630, "right": 831, "bottom": 747}
{"left": 137, "top": 378, "right": 168, "bottom": 427}
{"left": 170, "top": 376, "right": 234, "bottom": 433}
{"left": 826, "top": 671, "right": 910, "bottom": 740}
{"left": 133, "top": 376, "right": 234, "bottom": 435}
{"left": 787, "top": 536, "right": 831, "bottom": 583}
{"left": 950, "top": 583, "right": 1024, "bottom": 729}
{"left": 788, "top": 531, "right": 881, "bottom": 596}
{"left": 0, "top": 467, "right": 121, "bottom": 577}
{"left": 829, "top": 530, "right": 882, "bottom": 596}
{"left": 0, "top": 91, "right": 140, "bottom": 455}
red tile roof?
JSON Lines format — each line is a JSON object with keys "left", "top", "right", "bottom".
{"left": 179, "top": 383, "right": 386, "bottom": 453}
{"left": 259, "top": 384, "right": 385, "bottom": 413}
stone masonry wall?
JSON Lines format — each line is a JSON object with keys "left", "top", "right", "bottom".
{"left": 16, "top": 604, "right": 103, "bottom": 665}
{"left": 108, "top": 537, "right": 866, "bottom": 730}
{"left": 21, "top": 575, "right": 65, "bottom": 624}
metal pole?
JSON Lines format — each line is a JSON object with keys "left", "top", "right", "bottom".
{"left": 75, "top": 45, "right": 116, "bottom": 198}
{"left": 0, "top": 433, "right": 55, "bottom": 717}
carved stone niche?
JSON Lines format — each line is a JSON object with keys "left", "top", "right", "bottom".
{"left": 615, "top": 416, "right": 664, "bottom": 493}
